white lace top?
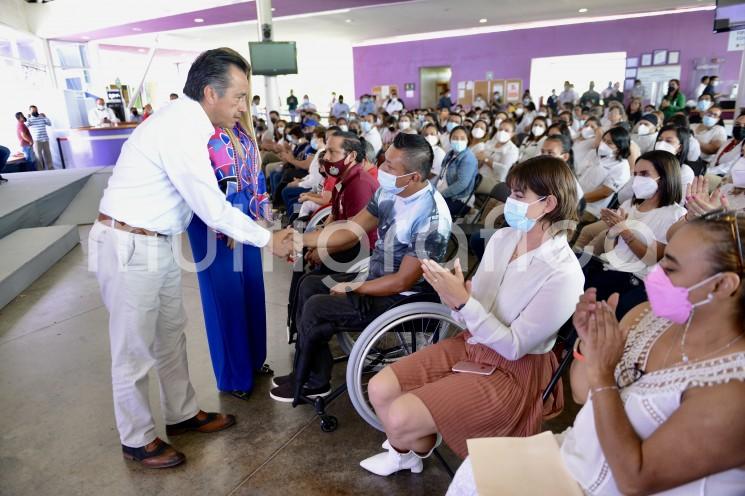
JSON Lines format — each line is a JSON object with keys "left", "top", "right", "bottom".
{"left": 560, "top": 310, "right": 745, "bottom": 495}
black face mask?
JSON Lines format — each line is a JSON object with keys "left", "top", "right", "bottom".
{"left": 31, "top": 111, "right": 39, "bottom": 117}
{"left": 733, "top": 125, "right": 745, "bottom": 141}
{"left": 270, "top": 117, "right": 277, "bottom": 123}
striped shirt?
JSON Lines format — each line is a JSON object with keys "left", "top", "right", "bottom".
{"left": 26, "top": 115, "right": 51, "bottom": 142}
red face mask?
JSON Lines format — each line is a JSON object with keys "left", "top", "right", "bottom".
{"left": 324, "top": 155, "right": 351, "bottom": 177}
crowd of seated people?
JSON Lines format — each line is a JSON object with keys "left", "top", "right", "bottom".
{"left": 256, "top": 80, "right": 744, "bottom": 494}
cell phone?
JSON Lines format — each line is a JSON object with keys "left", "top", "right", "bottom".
{"left": 451, "top": 361, "right": 497, "bottom": 376}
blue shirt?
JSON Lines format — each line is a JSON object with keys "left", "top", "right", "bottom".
{"left": 366, "top": 182, "right": 452, "bottom": 288}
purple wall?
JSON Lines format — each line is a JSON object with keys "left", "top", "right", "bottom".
{"left": 353, "top": 10, "right": 741, "bottom": 108}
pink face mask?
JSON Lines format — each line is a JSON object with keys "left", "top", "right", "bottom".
{"left": 644, "top": 265, "right": 721, "bottom": 324}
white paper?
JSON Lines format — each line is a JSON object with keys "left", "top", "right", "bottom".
{"left": 458, "top": 89, "right": 465, "bottom": 99}
{"left": 380, "top": 85, "right": 389, "bottom": 97}
{"left": 641, "top": 53, "right": 652, "bottom": 66}
{"left": 405, "top": 90, "right": 414, "bottom": 98}
{"left": 466, "top": 81, "right": 474, "bottom": 90}
{"left": 468, "top": 431, "right": 584, "bottom": 496}
{"left": 458, "top": 81, "right": 466, "bottom": 90}
{"left": 653, "top": 50, "right": 667, "bottom": 66}
{"left": 729, "top": 30, "right": 745, "bottom": 51}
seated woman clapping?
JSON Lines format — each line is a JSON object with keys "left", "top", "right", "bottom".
{"left": 448, "top": 209, "right": 745, "bottom": 496}
{"left": 359, "top": 156, "right": 585, "bottom": 476}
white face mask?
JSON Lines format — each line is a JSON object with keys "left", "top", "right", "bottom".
{"left": 514, "top": 108, "right": 524, "bottom": 116}
{"left": 97, "top": 105, "right": 105, "bottom": 110}
{"left": 496, "top": 130, "right": 511, "bottom": 144}
{"left": 425, "top": 135, "right": 439, "bottom": 147}
{"left": 731, "top": 158, "right": 745, "bottom": 187}
{"left": 632, "top": 175, "right": 659, "bottom": 199}
{"left": 471, "top": 128, "right": 486, "bottom": 139}
{"left": 581, "top": 127, "right": 595, "bottom": 140}
{"left": 399, "top": 121, "right": 411, "bottom": 130}
{"left": 637, "top": 124, "right": 651, "bottom": 136}
{"left": 531, "top": 126, "right": 545, "bottom": 137}
{"left": 598, "top": 141, "right": 614, "bottom": 159}
{"left": 655, "top": 140, "right": 678, "bottom": 155}
{"left": 339, "top": 125, "right": 349, "bottom": 132}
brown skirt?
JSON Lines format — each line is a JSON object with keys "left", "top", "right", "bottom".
{"left": 389, "top": 331, "right": 563, "bottom": 459}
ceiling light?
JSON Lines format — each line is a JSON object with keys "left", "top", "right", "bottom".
{"left": 194, "top": 18, "right": 204, "bottom": 23}
{"left": 578, "top": 8, "right": 588, "bottom": 13}
{"left": 132, "top": 27, "right": 142, "bottom": 31}
{"left": 271, "top": 7, "right": 275, "bottom": 11}
{"left": 81, "top": 35, "right": 90, "bottom": 40}
{"left": 138, "top": 48, "right": 146, "bottom": 52}
{"left": 479, "top": 18, "right": 487, "bottom": 23}
{"left": 345, "top": 18, "right": 352, "bottom": 23}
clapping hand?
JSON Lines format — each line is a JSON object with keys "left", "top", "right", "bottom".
{"left": 685, "top": 176, "right": 729, "bottom": 219}
{"left": 573, "top": 289, "right": 629, "bottom": 385}
{"left": 421, "top": 258, "right": 471, "bottom": 310}
{"left": 600, "top": 207, "right": 627, "bottom": 229}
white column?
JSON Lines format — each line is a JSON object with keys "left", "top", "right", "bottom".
{"left": 736, "top": 48, "right": 745, "bottom": 113}
{"left": 256, "top": 0, "right": 280, "bottom": 114}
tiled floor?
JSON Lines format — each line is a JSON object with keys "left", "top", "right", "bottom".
{"left": 0, "top": 226, "right": 578, "bottom": 496}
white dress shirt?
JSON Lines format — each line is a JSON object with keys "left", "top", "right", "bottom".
{"left": 481, "top": 140, "right": 519, "bottom": 183}
{"left": 385, "top": 98, "right": 403, "bottom": 114}
{"left": 452, "top": 228, "right": 584, "bottom": 360}
{"left": 363, "top": 127, "right": 383, "bottom": 156}
{"left": 88, "top": 106, "right": 119, "bottom": 126}
{"left": 578, "top": 157, "right": 631, "bottom": 217}
{"left": 99, "top": 97, "right": 270, "bottom": 247}
{"left": 695, "top": 124, "right": 727, "bottom": 164}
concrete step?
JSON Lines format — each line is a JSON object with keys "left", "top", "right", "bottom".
{"left": 0, "top": 225, "right": 80, "bottom": 309}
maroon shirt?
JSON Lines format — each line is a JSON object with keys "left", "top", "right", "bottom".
{"left": 331, "top": 164, "right": 379, "bottom": 247}
{"left": 17, "top": 121, "right": 32, "bottom": 147}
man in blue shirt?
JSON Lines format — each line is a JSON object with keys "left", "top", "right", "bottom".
{"left": 358, "top": 94, "right": 376, "bottom": 116}
{"left": 269, "top": 133, "right": 452, "bottom": 402}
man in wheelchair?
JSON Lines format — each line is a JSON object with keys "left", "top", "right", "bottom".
{"left": 269, "top": 133, "right": 453, "bottom": 403}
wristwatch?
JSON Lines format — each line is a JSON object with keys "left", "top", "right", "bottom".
{"left": 453, "top": 301, "right": 467, "bottom": 312}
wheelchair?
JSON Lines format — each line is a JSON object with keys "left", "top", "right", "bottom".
{"left": 294, "top": 290, "right": 462, "bottom": 433}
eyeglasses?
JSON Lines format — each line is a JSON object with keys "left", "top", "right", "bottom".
{"left": 701, "top": 209, "right": 744, "bottom": 275}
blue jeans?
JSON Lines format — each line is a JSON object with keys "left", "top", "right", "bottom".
{"left": 22, "top": 145, "right": 34, "bottom": 166}
{"left": 282, "top": 186, "right": 311, "bottom": 216}
{"left": 270, "top": 170, "right": 284, "bottom": 194}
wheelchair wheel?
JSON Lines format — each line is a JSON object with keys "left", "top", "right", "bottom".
{"left": 346, "top": 302, "right": 464, "bottom": 432}
{"left": 306, "top": 205, "right": 332, "bottom": 232}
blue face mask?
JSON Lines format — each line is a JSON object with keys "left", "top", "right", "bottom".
{"left": 504, "top": 196, "right": 546, "bottom": 232}
{"left": 446, "top": 122, "right": 457, "bottom": 132}
{"left": 450, "top": 140, "right": 468, "bottom": 153}
{"left": 361, "top": 121, "right": 372, "bottom": 133}
{"left": 378, "top": 169, "right": 414, "bottom": 195}
{"left": 703, "top": 115, "right": 718, "bottom": 128}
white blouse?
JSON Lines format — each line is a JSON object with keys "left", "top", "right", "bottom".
{"left": 560, "top": 310, "right": 745, "bottom": 495}
{"left": 480, "top": 140, "right": 519, "bottom": 183}
{"left": 452, "top": 228, "right": 584, "bottom": 360}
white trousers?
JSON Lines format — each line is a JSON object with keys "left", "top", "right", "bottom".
{"left": 88, "top": 221, "right": 199, "bottom": 448}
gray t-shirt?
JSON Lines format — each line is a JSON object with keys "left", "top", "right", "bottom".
{"left": 366, "top": 182, "right": 452, "bottom": 289}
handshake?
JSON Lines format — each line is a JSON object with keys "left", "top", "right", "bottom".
{"left": 269, "top": 227, "right": 304, "bottom": 260}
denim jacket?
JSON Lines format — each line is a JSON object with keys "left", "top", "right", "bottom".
{"left": 439, "top": 148, "right": 478, "bottom": 200}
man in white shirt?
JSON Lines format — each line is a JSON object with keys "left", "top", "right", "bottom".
{"left": 89, "top": 48, "right": 293, "bottom": 469}
{"left": 361, "top": 113, "right": 383, "bottom": 155}
{"left": 384, "top": 92, "right": 404, "bottom": 114}
{"left": 88, "top": 98, "right": 119, "bottom": 126}
{"left": 557, "top": 81, "right": 578, "bottom": 107}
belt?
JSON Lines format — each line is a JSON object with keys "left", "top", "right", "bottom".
{"left": 97, "top": 213, "right": 165, "bottom": 237}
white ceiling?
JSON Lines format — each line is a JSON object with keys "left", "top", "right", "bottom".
{"left": 94, "top": 0, "right": 714, "bottom": 51}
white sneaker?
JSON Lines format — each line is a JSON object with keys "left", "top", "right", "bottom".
{"left": 360, "top": 443, "right": 423, "bottom": 476}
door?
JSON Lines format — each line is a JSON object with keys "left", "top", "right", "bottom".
{"left": 420, "top": 66, "right": 452, "bottom": 109}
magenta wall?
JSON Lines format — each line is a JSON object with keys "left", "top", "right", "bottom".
{"left": 353, "top": 10, "right": 741, "bottom": 108}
